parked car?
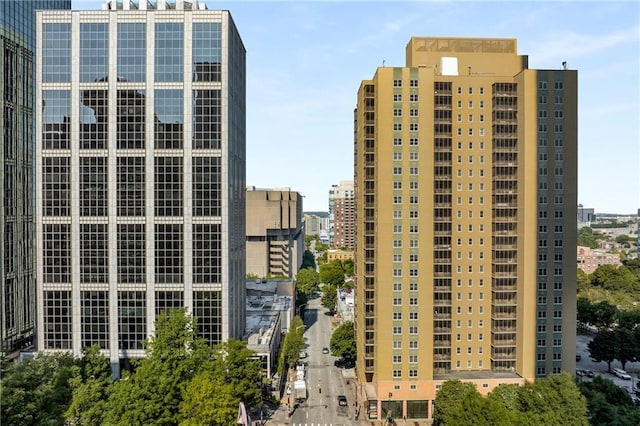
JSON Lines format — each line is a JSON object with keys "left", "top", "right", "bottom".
{"left": 337, "top": 395, "right": 348, "bottom": 406}
{"left": 613, "top": 368, "right": 631, "bottom": 380}
{"left": 299, "top": 351, "right": 307, "bottom": 359}
{"left": 584, "top": 369, "right": 595, "bottom": 378}
{"left": 576, "top": 369, "right": 585, "bottom": 377}
{"left": 322, "top": 347, "right": 330, "bottom": 354}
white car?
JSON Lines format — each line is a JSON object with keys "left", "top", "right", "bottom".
{"left": 613, "top": 368, "right": 631, "bottom": 380}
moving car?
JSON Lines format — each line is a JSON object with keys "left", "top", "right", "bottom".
{"left": 337, "top": 395, "right": 348, "bottom": 406}
{"left": 613, "top": 368, "right": 631, "bottom": 380}
{"left": 299, "top": 350, "right": 307, "bottom": 359}
{"left": 322, "top": 347, "right": 330, "bottom": 354}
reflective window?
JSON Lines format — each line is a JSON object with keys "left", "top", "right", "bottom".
{"left": 43, "top": 290, "right": 72, "bottom": 349}
{"left": 42, "top": 23, "right": 71, "bottom": 82}
{"left": 42, "top": 157, "right": 70, "bottom": 216}
{"left": 79, "top": 89, "right": 108, "bottom": 149}
{"left": 79, "top": 157, "right": 107, "bottom": 216}
{"left": 118, "top": 291, "right": 146, "bottom": 350}
{"left": 193, "top": 224, "right": 221, "bottom": 284}
{"left": 117, "top": 89, "right": 145, "bottom": 149}
{"left": 193, "top": 89, "right": 220, "bottom": 149}
{"left": 117, "top": 224, "right": 145, "bottom": 283}
{"left": 154, "top": 89, "right": 183, "bottom": 149}
{"left": 79, "top": 224, "right": 108, "bottom": 283}
{"left": 154, "top": 157, "right": 183, "bottom": 216}
{"left": 81, "top": 291, "right": 109, "bottom": 349}
{"left": 192, "top": 157, "right": 220, "bottom": 216}
{"left": 155, "top": 22, "right": 183, "bottom": 82}
{"left": 192, "top": 22, "right": 221, "bottom": 82}
{"left": 155, "top": 224, "right": 183, "bottom": 284}
{"left": 117, "top": 23, "right": 146, "bottom": 82}
{"left": 79, "top": 23, "right": 108, "bottom": 82}
{"left": 193, "top": 291, "right": 221, "bottom": 345}
{"left": 117, "top": 157, "right": 145, "bottom": 216}
{"left": 42, "top": 90, "right": 70, "bottom": 150}
{"left": 155, "top": 291, "right": 184, "bottom": 316}
{"left": 43, "top": 224, "right": 71, "bottom": 283}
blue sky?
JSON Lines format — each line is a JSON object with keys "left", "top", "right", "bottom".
{"left": 73, "top": 0, "right": 639, "bottom": 214}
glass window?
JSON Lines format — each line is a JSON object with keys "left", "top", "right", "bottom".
{"left": 193, "top": 157, "right": 221, "bottom": 216}
{"left": 155, "top": 224, "right": 183, "bottom": 284}
{"left": 193, "top": 89, "right": 221, "bottom": 149}
{"left": 118, "top": 291, "right": 146, "bottom": 350}
{"left": 117, "top": 89, "right": 146, "bottom": 149}
{"left": 117, "top": 23, "right": 146, "bottom": 82}
{"left": 79, "top": 89, "right": 108, "bottom": 149}
{"left": 43, "top": 224, "right": 71, "bottom": 283}
{"left": 79, "top": 224, "right": 108, "bottom": 283}
{"left": 155, "top": 22, "right": 183, "bottom": 82}
{"left": 80, "top": 23, "right": 108, "bottom": 82}
{"left": 154, "top": 157, "right": 183, "bottom": 216}
{"left": 42, "top": 90, "right": 71, "bottom": 150}
{"left": 117, "top": 157, "right": 145, "bottom": 216}
{"left": 81, "top": 291, "right": 109, "bottom": 349}
{"left": 42, "top": 23, "right": 71, "bottom": 83}
{"left": 43, "top": 290, "right": 72, "bottom": 349}
{"left": 42, "top": 157, "right": 70, "bottom": 216}
{"left": 154, "top": 90, "right": 184, "bottom": 149}
{"left": 118, "top": 224, "right": 146, "bottom": 284}
{"left": 193, "top": 291, "right": 222, "bottom": 345}
{"left": 79, "top": 157, "right": 107, "bottom": 216}
{"left": 155, "top": 291, "right": 184, "bottom": 316}
{"left": 193, "top": 224, "right": 221, "bottom": 284}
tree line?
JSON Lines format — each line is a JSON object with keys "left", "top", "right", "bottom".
{"left": 1, "top": 309, "right": 265, "bottom": 426}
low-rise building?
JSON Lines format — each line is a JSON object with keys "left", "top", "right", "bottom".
{"left": 577, "top": 246, "right": 622, "bottom": 274}
{"left": 327, "top": 249, "right": 354, "bottom": 263}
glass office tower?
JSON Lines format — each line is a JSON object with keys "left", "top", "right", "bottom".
{"left": 35, "top": 0, "right": 246, "bottom": 377}
{"left": 1, "top": 0, "right": 71, "bottom": 357}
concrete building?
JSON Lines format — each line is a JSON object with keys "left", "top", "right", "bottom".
{"left": 35, "top": 0, "right": 246, "bottom": 377}
{"left": 354, "top": 37, "right": 577, "bottom": 420}
{"left": 329, "top": 180, "right": 355, "bottom": 249}
{"left": 577, "top": 204, "right": 596, "bottom": 223}
{"left": 303, "top": 211, "right": 330, "bottom": 237}
{"left": 1, "top": 0, "right": 71, "bottom": 357}
{"left": 246, "top": 187, "right": 304, "bottom": 278}
{"left": 577, "top": 246, "right": 622, "bottom": 274}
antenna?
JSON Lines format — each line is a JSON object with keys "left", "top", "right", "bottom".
{"left": 382, "top": 59, "right": 386, "bottom": 67}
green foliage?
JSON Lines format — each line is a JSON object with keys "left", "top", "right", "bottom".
{"left": 622, "top": 258, "right": 640, "bottom": 276}
{"left": 65, "top": 345, "right": 112, "bottom": 425}
{"left": 591, "top": 264, "right": 639, "bottom": 292}
{"left": 342, "top": 258, "right": 354, "bottom": 276}
{"left": 434, "top": 375, "right": 588, "bottom": 426}
{"left": 1, "top": 352, "right": 79, "bottom": 426}
{"left": 578, "top": 227, "right": 602, "bottom": 248}
{"left": 615, "top": 327, "right": 638, "bottom": 370}
{"left": 578, "top": 376, "right": 640, "bottom": 426}
{"left": 319, "top": 260, "right": 345, "bottom": 286}
{"left": 296, "top": 267, "right": 320, "bottom": 295}
{"left": 588, "top": 329, "right": 618, "bottom": 372}
{"left": 329, "top": 320, "right": 356, "bottom": 360}
{"left": 577, "top": 269, "right": 591, "bottom": 292}
{"left": 321, "top": 284, "right": 338, "bottom": 313}
{"left": 315, "top": 241, "right": 329, "bottom": 253}
{"left": 577, "top": 298, "right": 618, "bottom": 329}
{"left": 278, "top": 316, "right": 305, "bottom": 373}
{"left": 300, "top": 250, "right": 316, "bottom": 270}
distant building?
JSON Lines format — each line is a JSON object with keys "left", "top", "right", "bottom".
{"left": 35, "top": 0, "right": 247, "bottom": 377}
{"left": 577, "top": 246, "right": 622, "bottom": 274}
{"left": 246, "top": 187, "right": 304, "bottom": 278}
{"left": 303, "top": 211, "right": 330, "bottom": 237}
{"left": 327, "top": 249, "right": 354, "bottom": 263}
{"left": 1, "top": 0, "right": 71, "bottom": 358}
{"left": 577, "top": 204, "right": 596, "bottom": 223}
{"left": 329, "top": 180, "right": 355, "bottom": 249}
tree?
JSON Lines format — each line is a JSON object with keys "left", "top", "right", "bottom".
{"left": 319, "top": 261, "right": 345, "bottom": 287}
{"left": 617, "top": 309, "right": 640, "bottom": 330}
{"left": 591, "top": 300, "right": 618, "bottom": 329}
{"left": 518, "top": 373, "right": 588, "bottom": 426}
{"left": 342, "top": 258, "right": 354, "bottom": 277}
{"left": 578, "top": 376, "right": 640, "bottom": 426}
{"left": 103, "top": 308, "right": 211, "bottom": 425}
{"left": 330, "top": 320, "right": 356, "bottom": 360}
{"left": 433, "top": 380, "right": 492, "bottom": 426}
{"left": 296, "top": 267, "right": 320, "bottom": 295}
{"left": 588, "top": 329, "right": 618, "bottom": 372}
{"left": 321, "top": 284, "right": 337, "bottom": 313}
{"left": 278, "top": 316, "right": 305, "bottom": 373}
{"left": 180, "top": 339, "right": 262, "bottom": 425}
{"left": 1, "top": 352, "right": 79, "bottom": 426}
{"left": 591, "top": 264, "right": 639, "bottom": 293}
{"left": 616, "top": 327, "right": 638, "bottom": 371}
{"left": 578, "top": 227, "right": 600, "bottom": 249}
{"left": 486, "top": 384, "right": 523, "bottom": 425}
{"left": 577, "top": 297, "right": 594, "bottom": 326}
{"left": 65, "top": 345, "right": 112, "bottom": 425}
{"left": 576, "top": 269, "right": 591, "bottom": 292}
{"left": 300, "top": 250, "right": 316, "bottom": 270}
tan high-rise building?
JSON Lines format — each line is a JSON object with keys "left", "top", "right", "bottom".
{"left": 354, "top": 37, "right": 577, "bottom": 421}
{"left": 246, "top": 187, "right": 304, "bottom": 278}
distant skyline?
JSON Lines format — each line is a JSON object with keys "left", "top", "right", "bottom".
{"left": 72, "top": 0, "right": 640, "bottom": 214}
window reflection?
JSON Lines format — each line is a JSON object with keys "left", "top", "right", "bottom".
{"left": 117, "top": 23, "right": 146, "bottom": 82}
{"left": 192, "top": 22, "right": 221, "bottom": 82}
{"left": 79, "top": 23, "right": 108, "bottom": 82}
{"left": 155, "top": 22, "right": 183, "bottom": 82}
{"left": 80, "top": 89, "right": 108, "bottom": 149}
{"left": 42, "top": 90, "right": 70, "bottom": 150}
{"left": 42, "top": 23, "right": 71, "bottom": 83}
{"left": 117, "top": 89, "right": 145, "bottom": 149}
{"left": 193, "top": 89, "right": 220, "bottom": 149}
{"left": 154, "top": 89, "right": 183, "bottom": 149}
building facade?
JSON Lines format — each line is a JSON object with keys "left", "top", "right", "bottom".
{"left": 354, "top": 37, "right": 577, "bottom": 420}
{"left": 577, "top": 204, "right": 596, "bottom": 223}
{"left": 329, "top": 180, "right": 355, "bottom": 249}
{"left": 246, "top": 187, "right": 304, "bottom": 278}
{"left": 577, "top": 246, "right": 621, "bottom": 274}
{"left": 35, "top": 0, "right": 246, "bottom": 376}
{"left": 1, "top": 0, "right": 71, "bottom": 356}
{"left": 303, "top": 211, "right": 329, "bottom": 238}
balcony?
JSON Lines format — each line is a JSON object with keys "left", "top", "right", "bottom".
{"left": 434, "top": 299, "right": 452, "bottom": 306}
{"left": 492, "top": 339, "right": 516, "bottom": 346}
{"left": 493, "top": 326, "right": 517, "bottom": 333}
{"left": 434, "top": 285, "right": 451, "bottom": 292}
{"left": 434, "top": 339, "right": 452, "bottom": 347}
{"left": 491, "top": 352, "right": 516, "bottom": 360}
{"left": 433, "top": 353, "right": 451, "bottom": 361}
{"left": 433, "top": 327, "right": 452, "bottom": 334}
{"left": 493, "top": 297, "right": 517, "bottom": 306}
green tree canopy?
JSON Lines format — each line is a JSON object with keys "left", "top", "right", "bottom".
{"left": 300, "top": 250, "right": 316, "bottom": 270}
{"left": 616, "top": 327, "right": 638, "bottom": 371}
{"left": 296, "top": 267, "right": 320, "bottom": 295}
{"left": 321, "top": 284, "right": 338, "bottom": 313}
{"left": 578, "top": 376, "right": 640, "bottom": 426}
{"left": 577, "top": 269, "right": 591, "bottom": 292}
{"left": 578, "top": 227, "right": 601, "bottom": 248}
{"left": 518, "top": 373, "right": 588, "bottom": 426}
{"left": 319, "top": 261, "right": 345, "bottom": 287}
{"left": 588, "top": 329, "right": 618, "bottom": 372}
{"left": 433, "top": 380, "right": 492, "bottom": 426}
{"left": 342, "top": 258, "right": 354, "bottom": 276}
{"left": 278, "top": 316, "right": 305, "bottom": 372}
{"left": 1, "top": 352, "right": 79, "bottom": 426}
{"left": 329, "top": 320, "right": 356, "bottom": 360}
{"left": 591, "top": 265, "right": 639, "bottom": 292}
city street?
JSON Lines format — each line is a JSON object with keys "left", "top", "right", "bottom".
{"left": 289, "top": 297, "right": 353, "bottom": 426}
